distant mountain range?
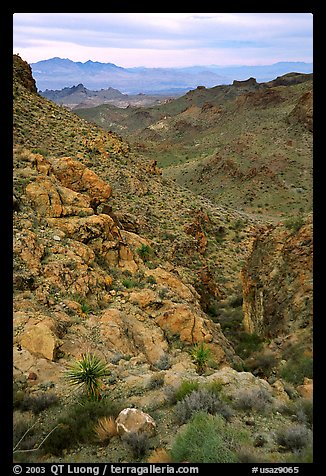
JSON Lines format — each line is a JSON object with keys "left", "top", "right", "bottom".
{"left": 31, "top": 57, "right": 313, "bottom": 94}
{"left": 39, "top": 83, "right": 179, "bottom": 110}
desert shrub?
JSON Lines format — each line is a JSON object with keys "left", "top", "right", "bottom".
{"left": 293, "top": 399, "right": 313, "bottom": 427}
{"left": 94, "top": 416, "right": 117, "bottom": 443}
{"left": 165, "top": 380, "right": 200, "bottom": 404}
{"left": 236, "top": 447, "right": 268, "bottom": 463}
{"left": 235, "top": 333, "right": 264, "bottom": 359}
{"left": 284, "top": 215, "right": 305, "bottom": 233}
{"left": 287, "top": 445, "right": 313, "bottom": 463}
{"left": 147, "top": 373, "right": 165, "bottom": 390}
{"left": 213, "top": 302, "right": 244, "bottom": 329}
{"left": 207, "top": 301, "right": 219, "bottom": 318}
{"left": 276, "top": 423, "right": 312, "bottom": 451}
{"left": 122, "top": 278, "right": 139, "bottom": 289}
{"left": 137, "top": 244, "right": 153, "bottom": 262}
{"left": 174, "top": 388, "right": 233, "bottom": 424}
{"left": 146, "top": 275, "right": 157, "bottom": 285}
{"left": 42, "top": 398, "right": 123, "bottom": 456}
{"left": 171, "top": 412, "right": 250, "bottom": 463}
{"left": 279, "top": 355, "right": 313, "bottom": 385}
{"left": 231, "top": 219, "right": 245, "bottom": 231}
{"left": 245, "top": 350, "right": 278, "bottom": 377}
{"left": 229, "top": 294, "right": 243, "bottom": 308}
{"left": 204, "top": 379, "right": 224, "bottom": 395}
{"left": 122, "top": 432, "right": 150, "bottom": 458}
{"left": 153, "top": 353, "right": 171, "bottom": 370}
{"left": 234, "top": 387, "right": 273, "bottom": 413}
{"left": 280, "top": 398, "right": 313, "bottom": 428}
{"left": 18, "top": 392, "right": 59, "bottom": 414}
{"left": 13, "top": 411, "right": 36, "bottom": 449}
{"left": 147, "top": 448, "right": 172, "bottom": 463}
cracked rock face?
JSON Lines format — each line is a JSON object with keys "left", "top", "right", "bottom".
{"left": 241, "top": 217, "right": 313, "bottom": 340}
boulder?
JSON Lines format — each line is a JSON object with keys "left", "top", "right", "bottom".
{"left": 19, "top": 322, "right": 62, "bottom": 361}
{"left": 116, "top": 408, "right": 156, "bottom": 437}
{"left": 129, "top": 289, "right": 161, "bottom": 309}
{"left": 50, "top": 156, "right": 112, "bottom": 208}
{"left": 297, "top": 377, "right": 313, "bottom": 400}
{"left": 96, "top": 309, "right": 168, "bottom": 364}
{"left": 144, "top": 268, "right": 195, "bottom": 302}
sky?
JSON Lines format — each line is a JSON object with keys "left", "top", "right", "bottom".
{"left": 13, "top": 13, "right": 313, "bottom": 68}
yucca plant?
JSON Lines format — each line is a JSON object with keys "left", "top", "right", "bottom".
{"left": 191, "top": 342, "right": 211, "bottom": 375}
{"left": 65, "top": 352, "right": 110, "bottom": 400}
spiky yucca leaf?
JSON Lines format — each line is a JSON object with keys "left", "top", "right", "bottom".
{"left": 190, "top": 343, "right": 211, "bottom": 375}
{"left": 65, "top": 352, "right": 110, "bottom": 400}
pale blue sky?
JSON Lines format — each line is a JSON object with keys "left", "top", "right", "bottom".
{"left": 13, "top": 13, "right": 313, "bottom": 67}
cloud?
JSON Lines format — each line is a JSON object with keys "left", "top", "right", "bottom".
{"left": 13, "top": 13, "right": 313, "bottom": 67}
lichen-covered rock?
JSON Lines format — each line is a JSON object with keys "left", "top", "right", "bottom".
{"left": 129, "top": 289, "right": 161, "bottom": 309}
{"left": 155, "top": 302, "right": 239, "bottom": 366}
{"left": 50, "top": 156, "right": 112, "bottom": 208}
{"left": 144, "top": 268, "right": 196, "bottom": 302}
{"left": 25, "top": 176, "right": 93, "bottom": 217}
{"left": 94, "top": 308, "right": 168, "bottom": 364}
{"left": 116, "top": 408, "right": 156, "bottom": 436}
{"left": 14, "top": 229, "right": 44, "bottom": 274}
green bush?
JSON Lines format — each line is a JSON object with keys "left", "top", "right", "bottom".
{"left": 170, "top": 412, "right": 250, "bottom": 463}
{"left": 122, "top": 278, "right": 139, "bottom": 289}
{"left": 166, "top": 380, "right": 200, "bottom": 404}
{"left": 279, "top": 355, "right": 313, "bottom": 385}
{"left": 284, "top": 215, "right": 305, "bottom": 233}
{"left": 235, "top": 332, "right": 264, "bottom": 359}
{"left": 204, "top": 379, "right": 224, "bottom": 395}
{"left": 136, "top": 244, "right": 153, "bottom": 262}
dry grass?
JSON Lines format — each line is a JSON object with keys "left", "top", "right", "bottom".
{"left": 147, "top": 448, "right": 172, "bottom": 463}
{"left": 93, "top": 416, "right": 118, "bottom": 443}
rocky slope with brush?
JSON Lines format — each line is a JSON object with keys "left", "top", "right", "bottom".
{"left": 75, "top": 73, "right": 312, "bottom": 219}
{"left": 13, "top": 55, "right": 313, "bottom": 464}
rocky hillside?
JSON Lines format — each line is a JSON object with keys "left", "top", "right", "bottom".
{"left": 13, "top": 55, "right": 313, "bottom": 464}
{"left": 75, "top": 73, "right": 312, "bottom": 219}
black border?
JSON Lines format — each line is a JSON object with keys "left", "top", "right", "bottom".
{"left": 6, "top": 7, "right": 321, "bottom": 473}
